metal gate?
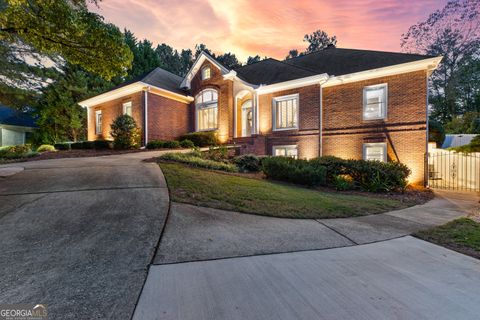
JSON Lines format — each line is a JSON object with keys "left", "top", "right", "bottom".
{"left": 428, "top": 151, "right": 480, "bottom": 191}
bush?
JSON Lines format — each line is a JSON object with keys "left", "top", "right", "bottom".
{"left": 179, "top": 139, "right": 195, "bottom": 148}
{"left": 233, "top": 154, "right": 261, "bottom": 172}
{"left": 82, "top": 141, "right": 95, "bottom": 149}
{"left": 204, "top": 146, "right": 229, "bottom": 162}
{"left": 310, "top": 156, "right": 346, "bottom": 182}
{"left": 261, "top": 155, "right": 410, "bottom": 192}
{"left": 70, "top": 142, "right": 83, "bottom": 149}
{"left": 163, "top": 140, "right": 180, "bottom": 148}
{"left": 0, "top": 144, "right": 35, "bottom": 159}
{"left": 146, "top": 140, "right": 165, "bottom": 149}
{"left": 93, "top": 140, "right": 112, "bottom": 149}
{"left": 159, "top": 152, "right": 238, "bottom": 172}
{"left": 37, "top": 144, "right": 56, "bottom": 152}
{"left": 428, "top": 119, "right": 445, "bottom": 147}
{"left": 54, "top": 143, "right": 71, "bottom": 151}
{"left": 179, "top": 131, "right": 218, "bottom": 147}
{"left": 110, "top": 114, "right": 141, "bottom": 149}
{"left": 262, "top": 156, "right": 327, "bottom": 186}
{"left": 332, "top": 175, "right": 354, "bottom": 191}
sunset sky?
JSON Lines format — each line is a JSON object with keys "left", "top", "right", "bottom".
{"left": 90, "top": 0, "right": 448, "bottom": 61}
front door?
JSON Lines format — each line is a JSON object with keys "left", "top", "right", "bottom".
{"left": 241, "top": 100, "right": 253, "bottom": 137}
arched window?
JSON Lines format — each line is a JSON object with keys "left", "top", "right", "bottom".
{"left": 195, "top": 89, "right": 218, "bottom": 131}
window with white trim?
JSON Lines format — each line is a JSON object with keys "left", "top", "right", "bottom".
{"left": 123, "top": 101, "right": 132, "bottom": 116}
{"left": 363, "top": 84, "right": 387, "bottom": 120}
{"left": 273, "top": 94, "right": 299, "bottom": 130}
{"left": 273, "top": 145, "right": 298, "bottom": 159}
{"left": 363, "top": 143, "right": 387, "bottom": 162}
{"left": 201, "top": 67, "right": 211, "bottom": 80}
{"left": 195, "top": 89, "right": 218, "bottom": 131}
{"left": 95, "top": 110, "right": 102, "bottom": 135}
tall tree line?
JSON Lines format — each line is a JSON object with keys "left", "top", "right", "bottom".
{"left": 401, "top": 0, "right": 480, "bottom": 135}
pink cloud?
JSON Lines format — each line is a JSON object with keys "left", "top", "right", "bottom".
{"left": 90, "top": 0, "right": 448, "bottom": 62}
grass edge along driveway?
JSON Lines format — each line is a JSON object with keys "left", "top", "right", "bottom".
{"left": 415, "top": 217, "right": 480, "bottom": 259}
{"left": 160, "top": 162, "right": 415, "bottom": 219}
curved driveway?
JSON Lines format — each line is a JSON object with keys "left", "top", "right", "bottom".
{"left": 0, "top": 151, "right": 170, "bottom": 319}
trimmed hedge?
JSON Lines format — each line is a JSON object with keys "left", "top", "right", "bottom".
{"left": 311, "top": 156, "right": 411, "bottom": 192}
{"left": 262, "top": 157, "right": 327, "bottom": 186}
{"left": 179, "top": 139, "right": 195, "bottom": 148}
{"left": 179, "top": 131, "right": 218, "bottom": 147}
{"left": 262, "top": 156, "right": 411, "bottom": 192}
{"left": 233, "top": 154, "right": 261, "bottom": 172}
{"left": 159, "top": 152, "right": 238, "bottom": 172}
{"left": 54, "top": 143, "right": 70, "bottom": 150}
{"left": 146, "top": 140, "right": 182, "bottom": 149}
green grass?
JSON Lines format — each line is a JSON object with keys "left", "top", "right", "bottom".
{"left": 415, "top": 218, "right": 480, "bottom": 259}
{"left": 159, "top": 162, "right": 414, "bottom": 219}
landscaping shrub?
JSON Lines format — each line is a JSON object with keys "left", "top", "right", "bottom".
{"left": 93, "top": 140, "right": 112, "bottom": 149}
{"left": 343, "top": 159, "right": 410, "bottom": 192}
{"left": 233, "top": 154, "right": 261, "bottom": 172}
{"left": 332, "top": 175, "right": 355, "bottom": 191}
{"left": 54, "top": 143, "right": 71, "bottom": 151}
{"left": 159, "top": 152, "right": 237, "bottom": 172}
{"left": 37, "top": 144, "right": 56, "bottom": 152}
{"left": 179, "top": 131, "right": 218, "bottom": 147}
{"left": 146, "top": 140, "right": 166, "bottom": 149}
{"left": 70, "top": 142, "right": 84, "bottom": 149}
{"left": 204, "top": 145, "right": 229, "bottom": 162}
{"left": 262, "top": 155, "right": 410, "bottom": 192}
{"left": 82, "top": 141, "right": 95, "bottom": 149}
{"left": 179, "top": 139, "right": 195, "bottom": 148}
{"left": 163, "top": 140, "right": 180, "bottom": 148}
{"left": 0, "top": 144, "right": 35, "bottom": 159}
{"left": 261, "top": 156, "right": 327, "bottom": 186}
{"left": 110, "top": 114, "right": 141, "bottom": 149}
{"left": 310, "top": 156, "right": 346, "bottom": 182}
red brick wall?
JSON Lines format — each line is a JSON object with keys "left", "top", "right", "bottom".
{"left": 252, "top": 84, "right": 320, "bottom": 159}
{"left": 147, "top": 92, "right": 191, "bottom": 141}
{"left": 190, "top": 60, "right": 234, "bottom": 142}
{"left": 322, "top": 70, "right": 428, "bottom": 184}
{"left": 88, "top": 91, "right": 191, "bottom": 145}
{"left": 88, "top": 92, "right": 144, "bottom": 141}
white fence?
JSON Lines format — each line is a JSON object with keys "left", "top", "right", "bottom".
{"left": 428, "top": 148, "right": 480, "bottom": 191}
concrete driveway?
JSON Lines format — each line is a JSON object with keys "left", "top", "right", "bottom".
{"left": 0, "top": 151, "right": 170, "bottom": 319}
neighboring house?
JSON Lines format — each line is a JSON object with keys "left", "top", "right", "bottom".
{"left": 442, "top": 134, "right": 477, "bottom": 149}
{"left": 0, "top": 106, "right": 37, "bottom": 147}
{"left": 79, "top": 47, "right": 442, "bottom": 185}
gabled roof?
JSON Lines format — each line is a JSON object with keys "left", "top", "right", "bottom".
{"left": 233, "top": 58, "right": 317, "bottom": 85}
{"left": 285, "top": 47, "right": 436, "bottom": 77}
{"left": 112, "top": 67, "right": 187, "bottom": 95}
{"left": 0, "top": 106, "right": 37, "bottom": 128}
{"left": 180, "top": 51, "right": 230, "bottom": 89}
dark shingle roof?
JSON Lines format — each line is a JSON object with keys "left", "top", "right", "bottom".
{"left": 234, "top": 58, "right": 317, "bottom": 85}
{"left": 110, "top": 67, "right": 187, "bottom": 95}
{"left": 0, "top": 106, "right": 37, "bottom": 128}
{"left": 285, "top": 47, "right": 435, "bottom": 77}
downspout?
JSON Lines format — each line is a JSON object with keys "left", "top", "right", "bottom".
{"left": 319, "top": 78, "right": 328, "bottom": 157}
{"left": 425, "top": 74, "right": 430, "bottom": 187}
{"left": 144, "top": 87, "right": 150, "bottom": 147}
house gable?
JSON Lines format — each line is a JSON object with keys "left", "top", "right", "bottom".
{"left": 180, "top": 51, "right": 230, "bottom": 90}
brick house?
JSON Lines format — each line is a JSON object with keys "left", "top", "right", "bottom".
{"left": 79, "top": 47, "right": 442, "bottom": 185}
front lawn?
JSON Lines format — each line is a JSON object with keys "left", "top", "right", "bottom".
{"left": 159, "top": 162, "right": 419, "bottom": 219}
{"left": 415, "top": 218, "right": 480, "bottom": 259}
